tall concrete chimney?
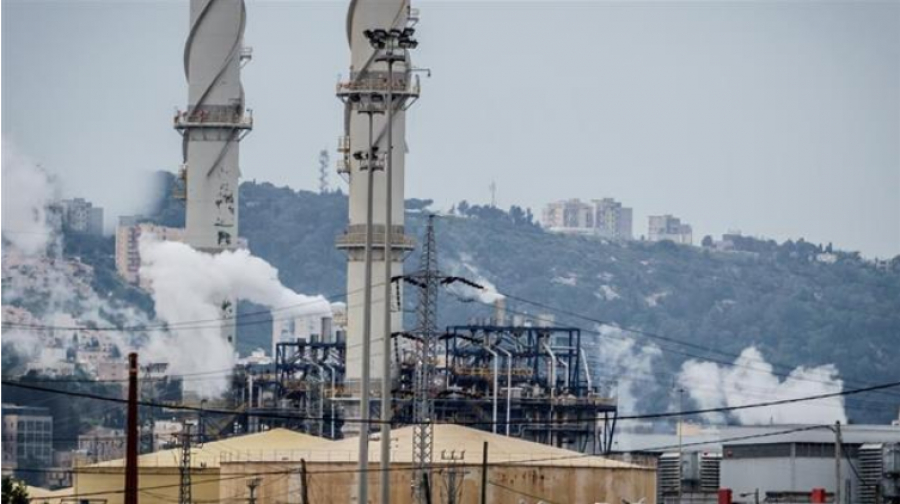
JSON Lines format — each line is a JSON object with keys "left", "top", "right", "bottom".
{"left": 175, "top": 0, "right": 253, "bottom": 349}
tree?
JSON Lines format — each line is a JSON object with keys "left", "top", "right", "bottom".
{"left": 701, "top": 235, "right": 714, "bottom": 248}
{"left": 2, "top": 477, "right": 29, "bottom": 504}
{"left": 405, "top": 198, "right": 433, "bottom": 211}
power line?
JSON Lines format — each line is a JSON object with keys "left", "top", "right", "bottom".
{"left": 439, "top": 214, "right": 899, "bottom": 323}
{"left": 488, "top": 480, "right": 562, "bottom": 504}
{"left": 4, "top": 378, "right": 898, "bottom": 428}
{"left": 454, "top": 289, "right": 900, "bottom": 401}
{"left": 17, "top": 423, "right": 869, "bottom": 504}
{"left": 1, "top": 279, "right": 398, "bottom": 336}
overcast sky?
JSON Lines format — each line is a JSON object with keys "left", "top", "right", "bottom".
{"left": 3, "top": 0, "right": 898, "bottom": 258}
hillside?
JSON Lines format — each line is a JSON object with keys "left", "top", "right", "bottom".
{"left": 115, "top": 175, "right": 900, "bottom": 423}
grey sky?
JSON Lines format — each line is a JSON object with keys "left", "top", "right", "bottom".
{"left": 3, "top": 0, "right": 898, "bottom": 257}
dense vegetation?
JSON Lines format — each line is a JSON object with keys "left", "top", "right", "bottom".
{"left": 223, "top": 180, "right": 899, "bottom": 423}
{"left": 29, "top": 174, "right": 900, "bottom": 424}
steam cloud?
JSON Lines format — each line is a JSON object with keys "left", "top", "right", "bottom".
{"left": 2, "top": 139, "right": 151, "bottom": 369}
{"left": 1, "top": 139, "right": 57, "bottom": 255}
{"left": 449, "top": 253, "right": 505, "bottom": 304}
{"left": 139, "top": 235, "right": 331, "bottom": 395}
{"left": 584, "top": 326, "right": 663, "bottom": 415}
{"left": 2, "top": 139, "right": 330, "bottom": 398}
{"left": 677, "top": 346, "right": 847, "bottom": 424}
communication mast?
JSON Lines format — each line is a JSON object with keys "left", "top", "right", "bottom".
{"left": 319, "top": 149, "right": 329, "bottom": 194}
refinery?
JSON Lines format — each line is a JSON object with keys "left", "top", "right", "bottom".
{"left": 2, "top": 1, "right": 900, "bottom": 504}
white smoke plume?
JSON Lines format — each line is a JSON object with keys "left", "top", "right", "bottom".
{"left": 1, "top": 139, "right": 57, "bottom": 255}
{"left": 1, "top": 139, "right": 149, "bottom": 375}
{"left": 447, "top": 252, "right": 504, "bottom": 304}
{"left": 677, "top": 346, "right": 847, "bottom": 425}
{"left": 585, "top": 325, "right": 663, "bottom": 415}
{"left": 139, "top": 235, "right": 331, "bottom": 396}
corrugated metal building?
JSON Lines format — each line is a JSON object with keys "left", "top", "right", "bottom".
{"left": 218, "top": 424, "right": 655, "bottom": 504}
{"left": 70, "top": 429, "right": 331, "bottom": 504}
{"left": 56, "top": 425, "right": 654, "bottom": 504}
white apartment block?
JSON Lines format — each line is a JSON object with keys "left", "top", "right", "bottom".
{"left": 542, "top": 199, "right": 593, "bottom": 231}
{"left": 592, "top": 198, "right": 633, "bottom": 240}
{"left": 115, "top": 217, "right": 186, "bottom": 287}
{"left": 60, "top": 198, "right": 104, "bottom": 236}
{"left": 543, "top": 198, "right": 633, "bottom": 239}
{"left": 648, "top": 214, "right": 693, "bottom": 245}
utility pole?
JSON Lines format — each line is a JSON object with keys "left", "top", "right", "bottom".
{"left": 300, "top": 459, "right": 310, "bottom": 504}
{"left": 834, "top": 421, "right": 843, "bottom": 504}
{"left": 676, "top": 386, "right": 685, "bottom": 504}
{"left": 363, "top": 27, "right": 419, "bottom": 504}
{"left": 341, "top": 92, "right": 384, "bottom": 504}
{"left": 489, "top": 181, "right": 496, "bottom": 208}
{"left": 480, "top": 442, "right": 489, "bottom": 504}
{"left": 125, "top": 353, "right": 139, "bottom": 504}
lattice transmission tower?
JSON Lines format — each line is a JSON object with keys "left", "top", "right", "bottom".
{"left": 399, "top": 215, "right": 481, "bottom": 504}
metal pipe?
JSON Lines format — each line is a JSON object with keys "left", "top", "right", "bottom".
{"left": 493, "top": 347, "right": 513, "bottom": 436}
{"left": 542, "top": 342, "right": 557, "bottom": 397}
{"left": 380, "top": 37, "right": 396, "bottom": 504}
{"left": 311, "top": 362, "right": 326, "bottom": 436}
{"left": 482, "top": 345, "right": 500, "bottom": 434}
{"left": 322, "top": 363, "right": 337, "bottom": 439}
{"left": 558, "top": 357, "right": 570, "bottom": 390}
{"left": 579, "top": 349, "right": 593, "bottom": 391}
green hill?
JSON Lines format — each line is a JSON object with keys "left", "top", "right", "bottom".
{"left": 157, "top": 175, "right": 900, "bottom": 423}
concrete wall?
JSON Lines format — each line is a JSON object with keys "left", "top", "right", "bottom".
{"left": 73, "top": 468, "right": 222, "bottom": 504}
{"left": 219, "top": 461, "right": 656, "bottom": 504}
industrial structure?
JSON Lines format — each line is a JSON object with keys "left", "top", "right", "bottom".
{"left": 174, "top": 0, "right": 253, "bottom": 347}
{"left": 650, "top": 424, "right": 900, "bottom": 504}
{"left": 51, "top": 426, "right": 652, "bottom": 504}
{"left": 334, "top": 0, "right": 420, "bottom": 426}
{"left": 67, "top": 429, "right": 330, "bottom": 504}
{"left": 216, "top": 425, "right": 655, "bottom": 504}
{"left": 432, "top": 323, "right": 618, "bottom": 454}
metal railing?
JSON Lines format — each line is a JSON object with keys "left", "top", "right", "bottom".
{"left": 335, "top": 224, "right": 415, "bottom": 249}
{"left": 174, "top": 109, "right": 253, "bottom": 129}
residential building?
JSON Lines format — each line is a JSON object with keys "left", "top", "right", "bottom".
{"left": 542, "top": 198, "right": 593, "bottom": 231}
{"left": 2, "top": 405, "right": 54, "bottom": 477}
{"left": 543, "top": 198, "right": 633, "bottom": 239}
{"left": 114, "top": 217, "right": 185, "bottom": 287}
{"left": 648, "top": 214, "right": 693, "bottom": 244}
{"left": 60, "top": 198, "right": 104, "bottom": 236}
{"left": 78, "top": 427, "right": 126, "bottom": 464}
{"left": 592, "top": 198, "right": 633, "bottom": 240}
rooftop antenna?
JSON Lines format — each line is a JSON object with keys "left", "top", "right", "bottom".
{"left": 318, "top": 149, "right": 330, "bottom": 194}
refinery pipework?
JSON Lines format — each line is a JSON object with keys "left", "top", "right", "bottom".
{"left": 175, "top": 0, "right": 253, "bottom": 348}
